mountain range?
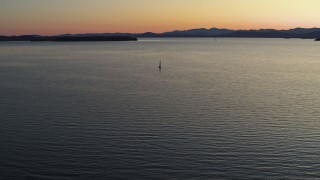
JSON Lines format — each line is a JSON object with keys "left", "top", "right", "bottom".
{"left": 59, "top": 27, "right": 320, "bottom": 38}
{"left": 1, "top": 27, "right": 320, "bottom": 41}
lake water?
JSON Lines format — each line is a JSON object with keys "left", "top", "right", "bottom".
{"left": 1, "top": 38, "right": 320, "bottom": 179}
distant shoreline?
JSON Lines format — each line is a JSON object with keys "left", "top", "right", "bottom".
{"left": 0, "top": 35, "right": 319, "bottom": 42}
{"left": 0, "top": 36, "right": 137, "bottom": 42}
{"left": 1, "top": 27, "right": 320, "bottom": 40}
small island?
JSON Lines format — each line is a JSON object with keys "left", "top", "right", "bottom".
{"left": 0, "top": 35, "right": 137, "bottom": 42}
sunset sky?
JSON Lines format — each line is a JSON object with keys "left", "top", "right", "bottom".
{"left": 1, "top": 0, "right": 320, "bottom": 35}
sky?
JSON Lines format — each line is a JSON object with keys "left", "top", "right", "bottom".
{"left": 1, "top": 0, "right": 320, "bottom": 35}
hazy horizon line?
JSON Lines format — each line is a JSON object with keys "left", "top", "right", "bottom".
{"left": 2, "top": 26, "right": 320, "bottom": 36}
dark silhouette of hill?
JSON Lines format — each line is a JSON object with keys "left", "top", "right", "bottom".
{"left": 282, "top": 28, "right": 320, "bottom": 35}
{"left": 220, "top": 30, "right": 291, "bottom": 38}
{"left": 31, "top": 36, "right": 137, "bottom": 41}
{"left": 300, "top": 31, "right": 320, "bottom": 39}
{"left": 0, "top": 35, "right": 137, "bottom": 42}
{"left": 133, "top": 27, "right": 320, "bottom": 38}
{"left": 0, "top": 35, "right": 40, "bottom": 41}
{"left": 139, "top": 32, "right": 161, "bottom": 37}
{"left": 149, "top": 28, "right": 320, "bottom": 38}
{"left": 161, "top": 28, "right": 234, "bottom": 37}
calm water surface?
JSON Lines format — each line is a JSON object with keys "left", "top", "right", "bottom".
{"left": 1, "top": 38, "right": 320, "bottom": 179}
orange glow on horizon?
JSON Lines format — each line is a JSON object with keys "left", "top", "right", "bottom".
{"left": 1, "top": 0, "right": 320, "bottom": 35}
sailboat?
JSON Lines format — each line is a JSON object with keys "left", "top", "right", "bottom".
{"left": 159, "top": 60, "right": 162, "bottom": 70}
